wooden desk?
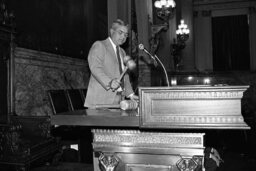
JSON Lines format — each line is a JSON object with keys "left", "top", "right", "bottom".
{"left": 50, "top": 85, "right": 250, "bottom": 171}
{"left": 51, "top": 109, "right": 139, "bottom": 127}
{"left": 51, "top": 85, "right": 250, "bottom": 130}
{"left": 51, "top": 110, "right": 205, "bottom": 171}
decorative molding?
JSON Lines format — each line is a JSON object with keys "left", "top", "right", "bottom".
{"left": 193, "top": 0, "right": 256, "bottom": 11}
{"left": 126, "top": 163, "right": 172, "bottom": 170}
{"left": 194, "top": 0, "right": 252, "bottom": 5}
{"left": 15, "top": 47, "right": 88, "bottom": 70}
{"left": 149, "top": 90, "right": 243, "bottom": 99}
{"left": 151, "top": 115, "right": 244, "bottom": 124}
{"left": 92, "top": 129, "right": 204, "bottom": 149}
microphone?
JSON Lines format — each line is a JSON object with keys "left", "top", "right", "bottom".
{"left": 138, "top": 44, "right": 156, "bottom": 61}
{"left": 138, "top": 43, "right": 170, "bottom": 87}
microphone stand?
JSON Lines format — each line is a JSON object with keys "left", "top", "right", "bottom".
{"left": 153, "top": 54, "right": 170, "bottom": 87}
{"left": 139, "top": 43, "right": 170, "bottom": 87}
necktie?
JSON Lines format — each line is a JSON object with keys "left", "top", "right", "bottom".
{"left": 116, "top": 46, "right": 124, "bottom": 89}
{"left": 116, "top": 46, "right": 122, "bottom": 75}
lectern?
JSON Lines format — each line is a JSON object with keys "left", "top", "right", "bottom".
{"left": 90, "top": 85, "right": 249, "bottom": 171}
{"left": 51, "top": 85, "right": 249, "bottom": 171}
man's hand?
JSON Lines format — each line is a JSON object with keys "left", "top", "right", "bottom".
{"left": 130, "top": 94, "right": 139, "bottom": 102}
{"left": 109, "top": 78, "right": 121, "bottom": 91}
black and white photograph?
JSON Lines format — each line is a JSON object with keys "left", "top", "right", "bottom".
{"left": 1, "top": 0, "right": 256, "bottom": 170}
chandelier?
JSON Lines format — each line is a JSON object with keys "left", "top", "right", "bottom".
{"left": 176, "top": 19, "right": 190, "bottom": 43}
{"left": 154, "top": 0, "right": 176, "bottom": 21}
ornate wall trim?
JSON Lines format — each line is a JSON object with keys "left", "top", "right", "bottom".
{"left": 194, "top": 0, "right": 256, "bottom": 11}
{"left": 15, "top": 47, "right": 88, "bottom": 70}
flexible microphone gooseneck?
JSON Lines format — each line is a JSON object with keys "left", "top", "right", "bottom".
{"left": 138, "top": 44, "right": 170, "bottom": 87}
{"left": 138, "top": 44, "right": 157, "bottom": 62}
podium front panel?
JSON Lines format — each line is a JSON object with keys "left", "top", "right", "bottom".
{"left": 139, "top": 85, "right": 250, "bottom": 129}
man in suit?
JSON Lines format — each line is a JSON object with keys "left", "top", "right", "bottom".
{"left": 84, "top": 19, "right": 138, "bottom": 108}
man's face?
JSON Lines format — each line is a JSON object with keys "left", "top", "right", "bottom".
{"left": 110, "top": 25, "right": 128, "bottom": 46}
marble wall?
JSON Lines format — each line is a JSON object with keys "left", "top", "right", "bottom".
{"left": 14, "top": 47, "right": 89, "bottom": 116}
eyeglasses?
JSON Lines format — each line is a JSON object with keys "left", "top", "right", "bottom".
{"left": 115, "top": 29, "right": 129, "bottom": 38}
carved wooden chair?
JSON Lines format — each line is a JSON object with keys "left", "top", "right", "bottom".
{"left": 0, "top": 116, "right": 60, "bottom": 171}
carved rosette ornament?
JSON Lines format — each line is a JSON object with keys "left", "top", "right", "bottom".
{"left": 98, "top": 153, "right": 119, "bottom": 171}
{"left": 176, "top": 156, "right": 203, "bottom": 171}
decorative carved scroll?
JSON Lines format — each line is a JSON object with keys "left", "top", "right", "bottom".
{"left": 150, "top": 23, "right": 168, "bottom": 55}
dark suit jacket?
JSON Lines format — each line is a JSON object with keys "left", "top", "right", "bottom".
{"left": 84, "top": 38, "right": 134, "bottom": 108}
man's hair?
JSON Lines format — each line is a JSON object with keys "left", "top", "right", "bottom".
{"left": 111, "top": 19, "right": 129, "bottom": 30}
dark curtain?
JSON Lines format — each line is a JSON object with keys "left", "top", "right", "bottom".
{"left": 212, "top": 15, "right": 250, "bottom": 71}
{"left": 0, "top": 43, "right": 8, "bottom": 124}
{"left": 6, "top": 0, "right": 108, "bottom": 59}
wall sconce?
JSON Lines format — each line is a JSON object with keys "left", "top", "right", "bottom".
{"left": 172, "top": 19, "right": 190, "bottom": 71}
{"left": 176, "top": 19, "right": 190, "bottom": 43}
{"left": 154, "top": 0, "right": 176, "bottom": 21}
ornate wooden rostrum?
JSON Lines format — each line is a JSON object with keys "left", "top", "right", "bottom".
{"left": 51, "top": 85, "right": 250, "bottom": 170}
{"left": 139, "top": 85, "right": 250, "bottom": 129}
{"left": 92, "top": 129, "right": 204, "bottom": 171}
